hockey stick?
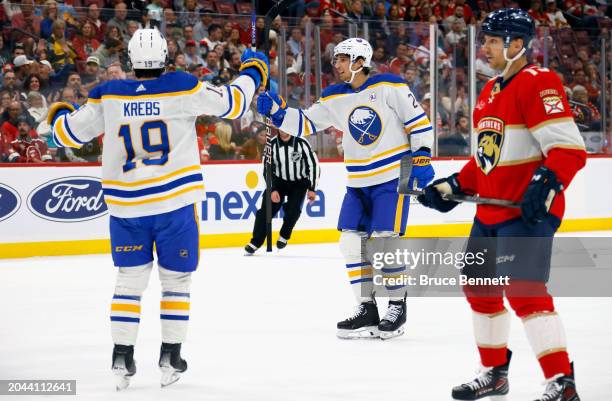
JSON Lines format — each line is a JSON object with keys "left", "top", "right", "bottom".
{"left": 397, "top": 156, "right": 520, "bottom": 208}
{"left": 261, "top": 0, "right": 297, "bottom": 252}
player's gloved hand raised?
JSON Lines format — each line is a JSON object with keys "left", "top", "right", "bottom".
{"left": 257, "top": 91, "right": 287, "bottom": 127}
{"left": 520, "top": 166, "right": 563, "bottom": 226}
{"left": 409, "top": 148, "right": 434, "bottom": 189}
{"left": 417, "top": 173, "right": 462, "bottom": 213}
{"left": 47, "top": 101, "right": 78, "bottom": 127}
{"left": 239, "top": 49, "right": 270, "bottom": 89}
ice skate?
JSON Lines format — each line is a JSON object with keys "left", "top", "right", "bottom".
{"left": 244, "top": 243, "right": 258, "bottom": 256}
{"left": 112, "top": 344, "right": 136, "bottom": 391}
{"left": 378, "top": 299, "right": 406, "bottom": 340}
{"left": 336, "top": 301, "right": 380, "bottom": 339}
{"left": 159, "top": 343, "right": 188, "bottom": 387}
{"left": 533, "top": 363, "right": 580, "bottom": 401}
{"left": 452, "top": 350, "right": 511, "bottom": 400}
{"left": 276, "top": 236, "right": 288, "bottom": 250}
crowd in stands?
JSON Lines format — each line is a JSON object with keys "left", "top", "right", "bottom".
{"left": 1, "top": 0, "right": 611, "bottom": 163}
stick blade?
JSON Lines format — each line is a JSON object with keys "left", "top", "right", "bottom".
{"left": 397, "top": 155, "right": 413, "bottom": 195}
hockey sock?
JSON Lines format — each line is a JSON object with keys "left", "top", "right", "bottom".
{"left": 159, "top": 267, "right": 192, "bottom": 343}
{"left": 381, "top": 264, "right": 407, "bottom": 301}
{"left": 466, "top": 293, "right": 509, "bottom": 367}
{"left": 340, "top": 231, "right": 373, "bottom": 302}
{"left": 507, "top": 281, "right": 571, "bottom": 378}
{"left": 111, "top": 263, "right": 153, "bottom": 345}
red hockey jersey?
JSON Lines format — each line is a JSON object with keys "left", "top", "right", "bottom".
{"left": 457, "top": 65, "right": 587, "bottom": 225}
{"left": 8, "top": 135, "right": 52, "bottom": 163}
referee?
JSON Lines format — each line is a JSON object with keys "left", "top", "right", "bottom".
{"left": 245, "top": 130, "right": 320, "bottom": 254}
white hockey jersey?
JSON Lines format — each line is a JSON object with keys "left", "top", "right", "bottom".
{"left": 52, "top": 71, "right": 256, "bottom": 218}
{"left": 277, "top": 73, "right": 433, "bottom": 187}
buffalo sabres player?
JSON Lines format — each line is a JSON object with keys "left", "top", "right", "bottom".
{"left": 418, "top": 9, "right": 585, "bottom": 401}
{"left": 47, "top": 29, "right": 268, "bottom": 389}
{"left": 258, "top": 38, "right": 434, "bottom": 339}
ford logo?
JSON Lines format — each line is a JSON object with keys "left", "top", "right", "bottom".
{"left": 27, "top": 176, "right": 108, "bottom": 222}
{"left": 0, "top": 183, "right": 21, "bottom": 222}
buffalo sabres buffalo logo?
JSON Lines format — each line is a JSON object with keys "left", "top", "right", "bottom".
{"left": 476, "top": 117, "right": 505, "bottom": 175}
{"left": 347, "top": 106, "right": 383, "bottom": 146}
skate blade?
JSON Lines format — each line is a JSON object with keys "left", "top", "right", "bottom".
{"left": 379, "top": 327, "right": 405, "bottom": 340}
{"left": 337, "top": 326, "right": 380, "bottom": 339}
{"left": 452, "top": 392, "right": 508, "bottom": 401}
{"left": 113, "top": 368, "right": 131, "bottom": 391}
{"left": 160, "top": 365, "right": 182, "bottom": 388}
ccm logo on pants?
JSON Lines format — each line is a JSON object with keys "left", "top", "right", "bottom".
{"left": 115, "top": 245, "right": 144, "bottom": 252}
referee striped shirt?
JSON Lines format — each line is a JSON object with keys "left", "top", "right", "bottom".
{"left": 270, "top": 135, "right": 320, "bottom": 191}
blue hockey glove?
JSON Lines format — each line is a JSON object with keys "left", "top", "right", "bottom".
{"left": 417, "top": 173, "right": 462, "bottom": 213}
{"left": 257, "top": 91, "right": 287, "bottom": 127}
{"left": 409, "top": 149, "right": 434, "bottom": 189}
{"left": 47, "top": 101, "right": 77, "bottom": 126}
{"left": 239, "top": 49, "right": 270, "bottom": 88}
{"left": 520, "top": 166, "right": 563, "bottom": 226}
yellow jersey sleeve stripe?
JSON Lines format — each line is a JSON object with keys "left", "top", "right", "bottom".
{"left": 405, "top": 118, "right": 431, "bottom": 132}
{"left": 345, "top": 144, "right": 410, "bottom": 164}
{"left": 227, "top": 86, "right": 243, "bottom": 119}
{"left": 102, "top": 165, "right": 202, "bottom": 187}
{"left": 104, "top": 184, "right": 204, "bottom": 206}
{"left": 88, "top": 98, "right": 101, "bottom": 104}
{"left": 54, "top": 117, "right": 82, "bottom": 148}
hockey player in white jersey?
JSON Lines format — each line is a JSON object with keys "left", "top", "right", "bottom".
{"left": 47, "top": 28, "right": 268, "bottom": 389}
{"left": 257, "top": 38, "right": 434, "bottom": 339}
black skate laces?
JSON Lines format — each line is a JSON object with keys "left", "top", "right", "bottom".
{"left": 382, "top": 304, "right": 402, "bottom": 322}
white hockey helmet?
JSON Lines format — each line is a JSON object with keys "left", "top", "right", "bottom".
{"left": 333, "top": 37, "right": 373, "bottom": 68}
{"left": 128, "top": 28, "right": 168, "bottom": 70}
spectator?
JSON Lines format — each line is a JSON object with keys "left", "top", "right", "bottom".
{"left": 92, "top": 37, "right": 124, "bottom": 69}
{"left": 0, "top": 72, "right": 19, "bottom": 101}
{"left": 21, "top": 74, "right": 46, "bottom": 105}
{"left": 40, "top": 0, "right": 58, "bottom": 40}
{"left": 107, "top": 2, "right": 129, "bottom": 39}
{"left": 6, "top": 116, "right": 52, "bottom": 163}
{"left": 65, "top": 71, "right": 88, "bottom": 105}
{"left": 11, "top": 0, "right": 41, "bottom": 40}
{"left": 0, "top": 91, "right": 11, "bottom": 115}
{"left": 571, "top": 69, "right": 600, "bottom": 103}
{"left": 178, "top": 0, "right": 201, "bottom": 27}
{"left": 389, "top": 43, "right": 414, "bottom": 75}
{"left": 545, "top": 0, "right": 570, "bottom": 27}
{"left": 347, "top": 0, "right": 367, "bottom": 22}
{"left": 203, "top": 24, "right": 224, "bottom": 50}
{"left": 177, "top": 24, "right": 195, "bottom": 49}
{"left": 193, "top": 9, "right": 213, "bottom": 42}
{"left": 12, "top": 55, "right": 35, "bottom": 83}
{"left": 445, "top": 19, "right": 467, "bottom": 46}
{"left": 404, "top": 5, "right": 419, "bottom": 22}
{"left": 528, "top": 0, "right": 549, "bottom": 26}
{"left": 571, "top": 85, "right": 601, "bottom": 130}
{"left": 0, "top": 36, "right": 10, "bottom": 66}
{"left": 26, "top": 91, "right": 48, "bottom": 125}
{"left": 227, "top": 28, "right": 246, "bottom": 55}
{"left": 107, "top": 64, "right": 125, "bottom": 80}
{"left": 240, "top": 126, "right": 267, "bottom": 160}
{"left": 203, "top": 50, "right": 220, "bottom": 76}
{"left": 81, "top": 56, "right": 101, "bottom": 90}
{"left": 371, "top": 46, "right": 390, "bottom": 73}
{"left": 184, "top": 40, "right": 205, "bottom": 66}
{"left": 288, "top": 27, "right": 304, "bottom": 56}
{"left": 1, "top": 101, "right": 35, "bottom": 143}
{"left": 85, "top": 4, "right": 107, "bottom": 42}
{"left": 72, "top": 21, "right": 101, "bottom": 63}
{"left": 145, "top": 0, "right": 163, "bottom": 26}
{"left": 447, "top": 0, "right": 473, "bottom": 23}
{"left": 444, "top": 4, "right": 467, "bottom": 31}
{"left": 208, "top": 122, "right": 236, "bottom": 160}
{"left": 47, "top": 19, "right": 77, "bottom": 70}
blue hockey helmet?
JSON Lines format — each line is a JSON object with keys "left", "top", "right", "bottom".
{"left": 481, "top": 8, "right": 536, "bottom": 49}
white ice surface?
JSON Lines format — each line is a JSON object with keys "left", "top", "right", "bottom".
{"left": 0, "top": 240, "right": 610, "bottom": 401}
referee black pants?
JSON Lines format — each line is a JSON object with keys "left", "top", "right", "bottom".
{"left": 250, "top": 179, "right": 309, "bottom": 248}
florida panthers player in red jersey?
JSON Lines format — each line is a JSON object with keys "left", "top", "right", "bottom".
{"left": 418, "top": 9, "right": 585, "bottom": 401}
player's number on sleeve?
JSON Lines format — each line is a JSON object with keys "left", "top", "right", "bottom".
{"left": 118, "top": 120, "right": 169, "bottom": 172}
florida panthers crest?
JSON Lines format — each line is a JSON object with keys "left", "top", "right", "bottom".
{"left": 476, "top": 117, "right": 505, "bottom": 175}
{"left": 348, "top": 106, "right": 383, "bottom": 146}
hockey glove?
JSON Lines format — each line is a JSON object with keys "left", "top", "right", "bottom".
{"left": 239, "top": 49, "right": 270, "bottom": 89}
{"left": 520, "top": 166, "right": 563, "bottom": 226}
{"left": 47, "top": 101, "right": 77, "bottom": 126}
{"left": 417, "top": 173, "right": 462, "bottom": 213}
{"left": 257, "top": 91, "right": 287, "bottom": 127}
{"left": 409, "top": 148, "right": 434, "bottom": 189}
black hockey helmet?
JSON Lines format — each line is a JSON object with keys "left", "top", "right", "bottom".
{"left": 481, "top": 8, "right": 536, "bottom": 49}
